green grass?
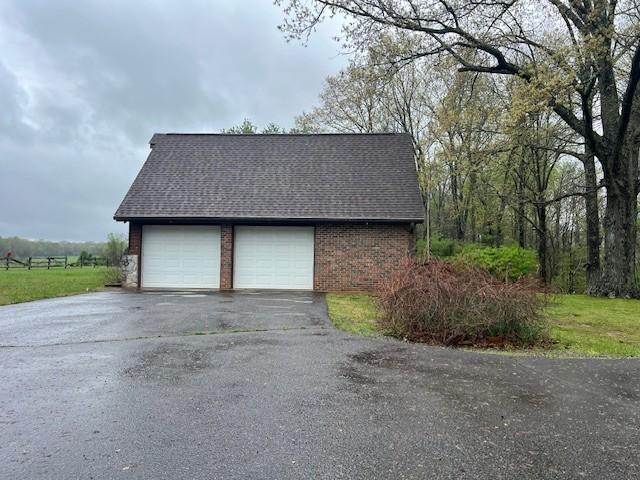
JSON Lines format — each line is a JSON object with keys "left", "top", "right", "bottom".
{"left": 0, "top": 267, "right": 112, "bottom": 305}
{"left": 325, "top": 293, "right": 380, "bottom": 336}
{"left": 326, "top": 293, "right": 640, "bottom": 357}
{"left": 547, "top": 295, "right": 640, "bottom": 357}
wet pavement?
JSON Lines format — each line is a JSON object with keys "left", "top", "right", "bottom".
{"left": 0, "top": 291, "right": 638, "bottom": 479}
{"left": 0, "top": 290, "right": 329, "bottom": 347}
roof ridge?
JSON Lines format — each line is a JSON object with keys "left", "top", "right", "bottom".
{"left": 156, "top": 132, "right": 406, "bottom": 136}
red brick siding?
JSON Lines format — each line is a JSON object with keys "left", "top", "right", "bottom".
{"left": 220, "top": 224, "right": 233, "bottom": 289}
{"left": 128, "top": 222, "right": 414, "bottom": 291}
{"left": 314, "top": 223, "right": 415, "bottom": 292}
{"left": 128, "top": 223, "right": 142, "bottom": 255}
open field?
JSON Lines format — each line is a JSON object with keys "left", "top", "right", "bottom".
{"left": 327, "top": 293, "right": 640, "bottom": 357}
{"left": 0, "top": 268, "right": 113, "bottom": 305}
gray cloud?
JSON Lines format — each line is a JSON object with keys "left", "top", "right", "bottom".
{"left": 0, "top": 0, "right": 344, "bottom": 241}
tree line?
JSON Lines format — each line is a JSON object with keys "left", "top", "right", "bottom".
{"left": 0, "top": 236, "right": 106, "bottom": 258}
{"left": 270, "top": 0, "right": 639, "bottom": 298}
{"left": 1, "top": 233, "right": 127, "bottom": 267}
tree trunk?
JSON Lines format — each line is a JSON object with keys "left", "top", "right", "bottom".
{"left": 535, "top": 202, "right": 548, "bottom": 283}
{"left": 582, "top": 148, "right": 601, "bottom": 294}
{"left": 423, "top": 181, "right": 431, "bottom": 260}
{"left": 494, "top": 198, "right": 506, "bottom": 247}
{"left": 549, "top": 200, "right": 561, "bottom": 280}
{"left": 449, "top": 164, "right": 465, "bottom": 241}
{"left": 595, "top": 148, "right": 639, "bottom": 297}
{"left": 514, "top": 160, "right": 527, "bottom": 248}
{"left": 466, "top": 171, "right": 477, "bottom": 242}
{"left": 516, "top": 202, "right": 526, "bottom": 248}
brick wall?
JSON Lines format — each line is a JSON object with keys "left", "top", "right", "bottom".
{"left": 127, "top": 221, "right": 415, "bottom": 291}
{"left": 220, "top": 224, "right": 233, "bottom": 289}
{"left": 314, "top": 223, "right": 415, "bottom": 292}
{"left": 129, "top": 223, "right": 142, "bottom": 255}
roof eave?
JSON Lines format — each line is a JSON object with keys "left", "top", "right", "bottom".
{"left": 113, "top": 215, "right": 424, "bottom": 224}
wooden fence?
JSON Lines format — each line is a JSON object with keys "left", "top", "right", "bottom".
{"left": 3, "top": 256, "right": 112, "bottom": 270}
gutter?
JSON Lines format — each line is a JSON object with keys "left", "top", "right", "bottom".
{"left": 113, "top": 215, "right": 425, "bottom": 224}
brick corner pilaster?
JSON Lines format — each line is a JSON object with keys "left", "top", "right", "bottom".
{"left": 220, "top": 225, "right": 234, "bottom": 289}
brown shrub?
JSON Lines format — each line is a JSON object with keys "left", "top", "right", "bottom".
{"left": 377, "top": 259, "right": 547, "bottom": 346}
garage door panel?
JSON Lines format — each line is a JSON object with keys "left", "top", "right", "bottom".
{"left": 182, "top": 258, "right": 204, "bottom": 269}
{"left": 234, "top": 226, "right": 314, "bottom": 290}
{"left": 142, "top": 225, "right": 220, "bottom": 288}
{"left": 162, "top": 259, "right": 181, "bottom": 268}
{"left": 182, "top": 274, "right": 209, "bottom": 285}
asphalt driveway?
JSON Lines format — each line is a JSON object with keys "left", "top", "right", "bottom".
{"left": 0, "top": 291, "right": 638, "bottom": 479}
{"left": 0, "top": 290, "right": 329, "bottom": 347}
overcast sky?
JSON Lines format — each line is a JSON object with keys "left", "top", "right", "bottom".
{"left": 0, "top": 0, "right": 345, "bottom": 242}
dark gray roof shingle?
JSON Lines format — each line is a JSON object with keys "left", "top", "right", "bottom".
{"left": 114, "top": 133, "right": 424, "bottom": 222}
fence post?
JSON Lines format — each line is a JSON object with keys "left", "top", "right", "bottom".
{"left": 47, "top": 257, "right": 50, "bottom": 270}
{"left": 5, "top": 257, "right": 8, "bottom": 271}
{"left": 28, "top": 257, "right": 32, "bottom": 270}
{"left": 64, "top": 256, "right": 67, "bottom": 269}
{"left": 80, "top": 257, "right": 83, "bottom": 268}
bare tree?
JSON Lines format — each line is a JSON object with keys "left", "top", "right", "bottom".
{"left": 296, "top": 52, "right": 439, "bottom": 241}
{"left": 295, "top": 62, "right": 391, "bottom": 133}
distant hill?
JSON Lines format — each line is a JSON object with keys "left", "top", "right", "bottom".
{"left": 0, "top": 236, "right": 106, "bottom": 258}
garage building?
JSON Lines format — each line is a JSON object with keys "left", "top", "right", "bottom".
{"left": 114, "top": 133, "right": 424, "bottom": 291}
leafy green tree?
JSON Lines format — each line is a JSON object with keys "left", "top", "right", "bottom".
{"left": 222, "top": 119, "right": 258, "bottom": 134}
{"left": 222, "top": 120, "right": 295, "bottom": 134}
{"left": 262, "top": 122, "right": 285, "bottom": 134}
{"left": 78, "top": 251, "right": 93, "bottom": 263}
{"left": 103, "top": 233, "right": 127, "bottom": 267}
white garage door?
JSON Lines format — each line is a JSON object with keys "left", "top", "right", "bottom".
{"left": 234, "top": 226, "right": 314, "bottom": 289}
{"left": 142, "top": 225, "right": 220, "bottom": 289}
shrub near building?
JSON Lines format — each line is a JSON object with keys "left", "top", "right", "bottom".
{"left": 455, "top": 244, "right": 537, "bottom": 281}
{"left": 416, "top": 240, "right": 537, "bottom": 281}
{"left": 377, "top": 259, "right": 547, "bottom": 347}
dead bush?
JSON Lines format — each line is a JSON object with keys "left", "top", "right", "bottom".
{"left": 377, "top": 259, "right": 547, "bottom": 347}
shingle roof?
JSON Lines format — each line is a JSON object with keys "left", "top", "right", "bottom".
{"left": 114, "top": 133, "right": 424, "bottom": 222}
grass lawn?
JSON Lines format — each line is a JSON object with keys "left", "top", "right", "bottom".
{"left": 0, "top": 267, "right": 113, "bottom": 305}
{"left": 326, "top": 292, "right": 640, "bottom": 357}
{"left": 325, "top": 293, "right": 380, "bottom": 336}
{"left": 547, "top": 295, "right": 640, "bottom": 357}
